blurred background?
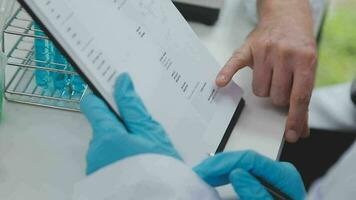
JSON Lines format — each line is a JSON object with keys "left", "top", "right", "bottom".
{"left": 317, "top": 0, "right": 356, "bottom": 87}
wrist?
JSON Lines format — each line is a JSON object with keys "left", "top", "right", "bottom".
{"left": 256, "top": 0, "right": 314, "bottom": 36}
{"left": 257, "top": 0, "right": 312, "bottom": 22}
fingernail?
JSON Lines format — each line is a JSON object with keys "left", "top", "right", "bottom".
{"left": 216, "top": 75, "right": 227, "bottom": 84}
{"left": 286, "top": 130, "right": 298, "bottom": 142}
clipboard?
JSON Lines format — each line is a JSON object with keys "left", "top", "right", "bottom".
{"left": 18, "top": 0, "right": 245, "bottom": 164}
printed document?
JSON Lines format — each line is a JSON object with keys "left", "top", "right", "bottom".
{"left": 21, "top": 0, "right": 244, "bottom": 165}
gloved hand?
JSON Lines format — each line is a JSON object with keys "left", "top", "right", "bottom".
{"left": 81, "top": 73, "right": 182, "bottom": 175}
{"left": 194, "top": 151, "right": 306, "bottom": 200}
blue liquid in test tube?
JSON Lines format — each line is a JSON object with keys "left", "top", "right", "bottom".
{"left": 34, "top": 23, "right": 49, "bottom": 87}
{"left": 50, "top": 45, "right": 68, "bottom": 90}
{"left": 68, "top": 65, "right": 86, "bottom": 95}
{"left": 72, "top": 75, "right": 86, "bottom": 94}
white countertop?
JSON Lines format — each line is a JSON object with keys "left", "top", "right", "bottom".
{"left": 0, "top": 1, "right": 324, "bottom": 199}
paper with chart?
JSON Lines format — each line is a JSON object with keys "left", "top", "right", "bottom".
{"left": 21, "top": 0, "right": 243, "bottom": 165}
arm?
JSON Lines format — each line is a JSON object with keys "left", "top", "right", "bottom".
{"left": 76, "top": 73, "right": 305, "bottom": 200}
{"left": 308, "top": 142, "right": 356, "bottom": 199}
{"left": 258, "top": 0, "right": 314, "bottom": 25}
{"left": 74, "top": 154, "right": 220, "bottom": 200}
{"left": 217, "top": 0, "right": 317, "bottom": 142}
{"left": 74, "top": 73, "right": 220, "bottom": 200}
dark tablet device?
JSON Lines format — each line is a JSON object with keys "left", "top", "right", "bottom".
{"left": 173, "top": 0, "right": 223, "bottom": 25}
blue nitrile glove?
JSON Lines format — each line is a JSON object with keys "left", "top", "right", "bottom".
{"left": 194, "top": 151, "right": 306, "bottom": 200}
{"left": 81, "top": 73, "right": 182, "bottom": 175}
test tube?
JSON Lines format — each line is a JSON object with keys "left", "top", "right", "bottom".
{"left": 50, "top": 44, "right": 68, "bottom": 90}
{"left": 71, "top": 75, "right": 86, "bottom": 94}
{"left": 34, "top": 23, "right": 50, "bottom": 88}
{"left": 68, "top": 64, "right": 86, "bottom": 95}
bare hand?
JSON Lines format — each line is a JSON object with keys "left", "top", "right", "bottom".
{"left": 216, "top": 0, "right": 317, "bottom": 142}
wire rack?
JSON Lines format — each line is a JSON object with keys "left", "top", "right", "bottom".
{"left": 3, "top": 7, "right": 89, "bottom": 112}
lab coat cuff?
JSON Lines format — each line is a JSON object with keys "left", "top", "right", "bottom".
{"left": 73, "top": 154, "right": 221, "bottom": 200}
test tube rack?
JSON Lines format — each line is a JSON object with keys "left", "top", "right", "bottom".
{"left": 2, "top": 7, "right": 88, "bottom": 112}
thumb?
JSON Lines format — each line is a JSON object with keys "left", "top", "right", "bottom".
{"left": 216, "top": 42, "right": 252, "bottom": 87}
{"left": 114, "top": 73, "right": 163, "bottom": 135}
{"left": 229, "top": 169, "right": 274, "bottom": 200}
{"left": 114, "top": 73, "right": 150, "bottom": 130}
{"left": 80, "top": 93, "right": 127, "bottom": 138}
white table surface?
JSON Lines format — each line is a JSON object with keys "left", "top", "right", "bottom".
{"left": 0, "top": 1, "right": 303, "bottom": 199}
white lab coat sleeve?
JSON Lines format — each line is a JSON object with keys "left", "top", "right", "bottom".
{"left": 309, "top": 83, "right": 356, "bottom": 131}
{"left": 307, "top": 142, "right": 356, "bottom": 200}
{"left": 72, "top": 154, "right": 221, "bottom": 200}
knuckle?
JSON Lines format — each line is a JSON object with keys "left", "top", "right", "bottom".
{"left": 272, "top": 96, "right": 289, "bottom": 107}
{"left": 253, "top": 85, "right": 269, "bottom": 97}
{"left": 299, "top": 68, "right": 314, "bottom": 77}
{"left": 287, "top": 120, "right": 298, "bottom": 130}
{"left": 297, "top": 46, "right": 318, "bottom": 66}
{"left": 292, "top": 94, "right": 311, "bottom": 106}
{"left": 244, "top": 150, "right": 258, "bottom": 158}
{"left": 220, "top": 68, "right": 235, "bottom": 78}
{"left": 297, "top": 72, "right": 315, "bottom": 88}
{"left": 230, "top": 50, "right": 248, "bottom": 65}
{"left": 251, "top": 36, "right": 271, "bottom": 50}
{"left": 232, "top": 49, "right": 245, "bottom": 58}
{"left": 252, "top": 76, "right": 271, "bottom": 97}
{"left": 231, "top": 56, "right": 247, "bottom": 66}
{"left": 261, "top": 38, "right": 274, "bottom": 49}
{"left": 275, "top": 42, "right": 318, "bottom": 64}
{"left": 229, "top": 168, "right": 243, "bottom": 178}
{"left": 280, "top": 162, "right": 298, "bottom": 172}
{"left": 220, "top": 67, "right": 232, "bottom": 75}
{"left": 301, "top": 46, "right": 317, "bottom": 60}
{"left": 276, "top": 42, "right": 294, "bottom": 55}
{"left": 271, "top": 86, "right": 290, "bottom": 106}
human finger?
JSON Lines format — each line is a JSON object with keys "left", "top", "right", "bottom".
{"left": 216, "top": 43, "right": 253, "bottom": 87}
